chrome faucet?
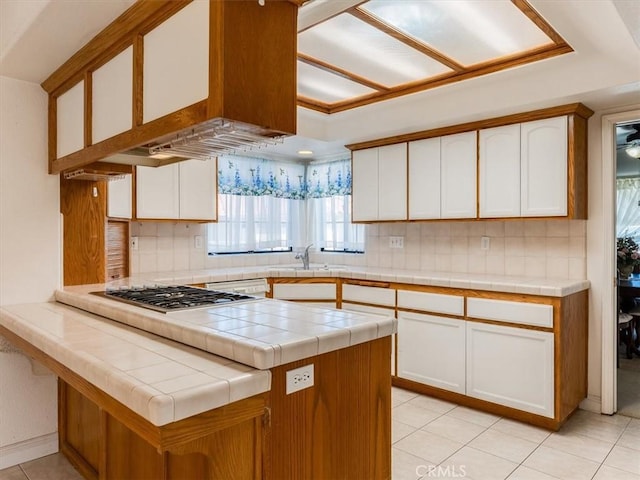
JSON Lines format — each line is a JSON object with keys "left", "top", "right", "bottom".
{"left": 295, "top": 244, "right": 313, "bottom": 270}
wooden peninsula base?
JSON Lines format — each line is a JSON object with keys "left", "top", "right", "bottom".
{"left": 3, "top": 319, "right": 392, "bottom": 480}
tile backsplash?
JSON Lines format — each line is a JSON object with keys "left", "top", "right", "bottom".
{"left": 130, "top": 219, "right": 586, "bottom": 280}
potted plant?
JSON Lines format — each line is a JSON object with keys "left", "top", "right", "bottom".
{"left": 617, "top": 236, "right": 640, "bottom": 279}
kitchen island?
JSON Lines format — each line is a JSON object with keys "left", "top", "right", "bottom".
{"left": 0, "top": 286, "right": 395, "bottom": 479}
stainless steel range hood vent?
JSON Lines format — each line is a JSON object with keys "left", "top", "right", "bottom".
{"left": 101, "top": 118, "right": 288, "bottom": 167}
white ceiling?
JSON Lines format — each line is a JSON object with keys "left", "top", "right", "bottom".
{"left": 1, "top": 0, "right": 639, "bottom": 163}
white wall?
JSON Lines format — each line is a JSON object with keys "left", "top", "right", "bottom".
{"left": 0, "top": 75, "right": 60, "bottom": 468}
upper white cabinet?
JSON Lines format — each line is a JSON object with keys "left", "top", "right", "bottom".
{"left": 440, "top": 131, "right": 477, "bottom": 219}
{"left": 136, "top": 159, "right": 216, "bottom": 221}
{"left": 107, "top": 175, "right": 132, "bottom": 219}
{"left": 136, "top": 164, "right": 180, "bottom": 219}
{"left": 408, "top": 137, "right": 441, "bottom": 219}
{"left": 92, "top": 47, "right": 133, "bottom": 143}
{"left": 408, "top": 132, "right": 476, "bottom": 220}
{"left": 178, "top": 159, "right": 217, "bottom": 221}
{"left": 57, "top": 81, "right": 85, "bottom": 158}
{"left": 143, "top": 0, "right": 209, "bottom": 123}
{"left": 479, "top": 116, "right": 568, "bottom": 218}
{"left": 479, "top": 124, "right": 521, "bottom": 218}
{"left": 352, "top": 144, "right": 407, "bottom": 222}
{"left": 521, "top": 116, "right": 568, "bottom": 217}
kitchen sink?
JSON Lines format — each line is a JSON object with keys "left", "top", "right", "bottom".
{"left": 267, "top": 265, "right": 347, "bottom": 272}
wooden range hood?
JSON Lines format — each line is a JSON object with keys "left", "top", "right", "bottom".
{"left": 42, "top": 0, "right": 299, "bottom": 176}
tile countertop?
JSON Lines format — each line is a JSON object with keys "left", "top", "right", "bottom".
{"left": 127, "top": 265, "right": 589, "bottom": 297}
{"left": 55, "top": 284, "right": 397, "bottom": 370}
{"left": 0, "top": 302, "right": 270, "bottom": 426}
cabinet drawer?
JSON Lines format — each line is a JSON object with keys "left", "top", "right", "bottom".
{"left": 272, "top": 283, "right": 336, "bottom": 300}
{"left": 397, "top": 290, "right": 464, "bottom": 316}
{"left": 467, "top": 298, "right": 553, "bottom": 328}
{"left": 342, "top": 284, "right": 395, "bottom": 307}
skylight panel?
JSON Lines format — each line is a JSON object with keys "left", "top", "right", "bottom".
{"left": 299, "top": 13, "right": 452, "bottom": 87}
{"left": 360, "top": 0, "right": 554, "bottom": 66}
{"left": 297, "top": 61, "right": 377, "bottom": 104}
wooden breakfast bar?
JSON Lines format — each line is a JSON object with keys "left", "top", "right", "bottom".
{"left": 0, "top": 293, "right": 395, "bottom": 480}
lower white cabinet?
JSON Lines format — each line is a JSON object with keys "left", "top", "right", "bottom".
{"left": 397, "top": 312, "right": 465, "bottom": 394}
{"left": 466, "top": 322, "right": 554, "bottom": 418}
{"left": 272, "top": 283, "right": 337, "bottom": 308}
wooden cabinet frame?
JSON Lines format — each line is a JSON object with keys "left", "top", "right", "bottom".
{"left": 42, "top": 0, "right": 298, "bottom": 175}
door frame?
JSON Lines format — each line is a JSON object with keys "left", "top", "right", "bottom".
{"left": 601, "top": 109, "right": 640, "bottom": 415}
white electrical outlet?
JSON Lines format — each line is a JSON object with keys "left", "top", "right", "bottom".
{"left": 286, "top": 364, "right": 314, "bottom": 394}
{"left": 131, "top": 236, "right": 138, "bottom": 250}
{"left": 194, "top": 235, "right": 203, "bottom": 249}
{"left": 389, "top": 236, "right": 404, "bottom": 248}
{"left": 481, "top": 236, "right": 490, "bottom": 250}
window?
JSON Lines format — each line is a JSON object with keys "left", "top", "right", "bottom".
{"left": 617, "top": 178, "right": 640, "bottom": 241}
{"left": 208, "top": 156, "right": 364, "bottom": 254}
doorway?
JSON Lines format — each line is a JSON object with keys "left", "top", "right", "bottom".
{"left": 601, "top": 109, "right": 640, "bottom": 418}
{"left": 615, "top": 119, "right": 640, "bottom": 418}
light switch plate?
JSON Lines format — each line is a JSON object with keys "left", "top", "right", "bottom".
{"left": 389, "top": 236, "right": 404, "bottom": 249}
{"left": 131, "top": 236, "right": 138, "bottom": 250}
{"left": 481, "top": 236, "right": 490, "bottom": 250}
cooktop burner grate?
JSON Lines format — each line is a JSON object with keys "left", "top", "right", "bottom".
{"left": 94, "top": 285, "right": 257, "bottom": 312}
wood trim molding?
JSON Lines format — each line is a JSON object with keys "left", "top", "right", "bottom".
{"left": 346, "top": 103, "right": 594, "bottom": 151}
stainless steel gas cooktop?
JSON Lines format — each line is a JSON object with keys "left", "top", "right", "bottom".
{"left": 94, "top": 285, "right": 258, "bottom": 313}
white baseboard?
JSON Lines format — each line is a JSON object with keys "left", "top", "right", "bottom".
{"left": 580, "top": 395, "right": 602, "bottom": 414}
{"left": 0, "top": 432, "right": 58, "bottom": 470}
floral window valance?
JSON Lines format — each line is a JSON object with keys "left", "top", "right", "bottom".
{"left": 217, "top": 155, "right": 352, "bottom": 199}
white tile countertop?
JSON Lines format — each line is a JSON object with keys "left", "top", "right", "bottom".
{"left": 55, "top": 283, "right": 397, "bottom": 370}
{"left": 126, "top": 265, "right": 589, "bottom": 297}
{"left": 0, "top": 302, "right": 270, "bottom": 426}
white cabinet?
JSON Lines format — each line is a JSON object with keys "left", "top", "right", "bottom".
{"left": 352, "top": 144, "right": 407, "bottom": 222}
{"left": 467, "top": 297, "right": 553, "bottom": 328}
{"left": 521, "top": 116, "right": 568, "bottom": 217}
{"left": 440, "top": 131, "right": 477, "bottom": 219}
{"left": 408, "top": 132, "right": 476, "bottom": 220}
{"left": 408, "top": 137, "right": 441, "bottom": 219}
{"left": 143, "top": 1, "right": 209, "bottom": 123}
{"left": 135, "top": 158, "right": 216, "bottom": 220}
{"left": 342, "top": 284, "right": 396, "bottom": 307}
{"left": 479, "top": 116, "right": 568, "bottom": 218}
{"left": 397, "top": 312, "right": 466, "bottom": 394}
{"left": 273, "top": 283, "right": 337, "bottom": 307}
{"left": 136, "top": 164, "right": 180, "bottom": 219}
{"left": 466, "top": 322, "right": 554, "bottom": 417}
{"left": 57, "top": 81, "right": 84, "bottom": 158}
{"left": 178, "top": 159, "right": 217, "bottom": 221}
{"left": 107, "top": 175, "right": 132, "bottom": 219}
{"left": 92, "top": 46, "right": 133, "bottom": 143}
{"left": 479, "top": 124, "right": 521, "bottom": 218}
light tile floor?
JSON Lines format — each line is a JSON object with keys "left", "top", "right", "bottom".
{"left": 1, "top": 387, "right": 639, "bottom": 480}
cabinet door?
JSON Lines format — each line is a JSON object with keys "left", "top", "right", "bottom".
{"left": 397, "top": 312, "right": 466, "bottom": 394}
{"left": 352, "top": 148, "right": 379, "bottom": 222}
{"left": 466, "top": 322, "right": 554, "bottom": 417}
{"left": 143, "top": 1, "right": 209, "bottom": 123}
{"left": 92, "top": 46, "right": 133, "bottom": 143}
{"left": 377, "top": 143, "right": 407, "bottom": 220}
{"left": 408, "top": 138, "right": 441, "bottom": 219}
{"left": 521, "top": 116, "right": 568, "bottom": 217}
{"left": 136, "top": 165, "right": 179, "bottom": 219}
{"left": 178, "top": 159, "right": 216, "bottom": 221}
{"left": 272, "top": 283, "right": 337, "bottom": 301}
{"left": 57, "top": 81, "right": 85, "bottom": 158}
{"left": 479, "top": 124, "right": 521, "bottom": 218}
{"left": 440, "top": 131, "right": 477, "bottom": 219}
{"left": 107, "top": 175, "right": 132, "bottom": 219}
